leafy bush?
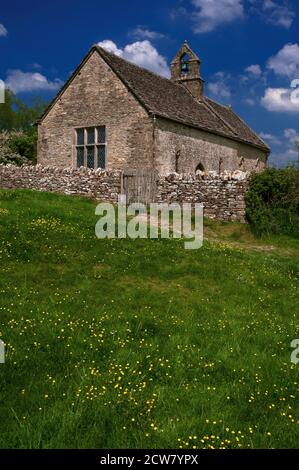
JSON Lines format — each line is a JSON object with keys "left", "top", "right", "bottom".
{"left": 9, "top": 130, "right": 37, "bottom": 163}
{"left": 0, "top": 130, "right": 32, "bottom": 166}
{"left": 0, "top": 88, "right": 46, "bottom": 165}
{"left": 245, "top": 168, "right": 299, "bottom": 237}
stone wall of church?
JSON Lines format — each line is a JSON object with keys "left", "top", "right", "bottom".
{"left": 38, "top": 50, "right": 154, "bottom": 171}
{"left": 154, "top": 117, "right": 268, "bottom": 175}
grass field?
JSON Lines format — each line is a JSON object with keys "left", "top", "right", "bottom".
{"left": 0, "top": 189, "right": 298, "bottom": 449}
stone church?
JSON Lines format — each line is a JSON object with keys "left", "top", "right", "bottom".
{"left": 37, "top": 42, "right": 270, "bottom": 175}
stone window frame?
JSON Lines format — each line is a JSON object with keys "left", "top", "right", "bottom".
{"left": 73, "top": 126, "right": 107, "bottom": 170}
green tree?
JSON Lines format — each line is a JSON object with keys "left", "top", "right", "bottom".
{"left": 0, "top": 89, "right": 48, "bottom": 164}
{"left": 0, "top": 88, "right": 47, "bottom": 131}
{"left": 0, "top": 89, "right": 18, "bottom": 130}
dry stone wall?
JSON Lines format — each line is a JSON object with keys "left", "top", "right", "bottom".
{"left": 155, "top": 171, "right": 248, "bottom": 222}
{"left": 0, "top": 165, "right": 249, "bottom": 222}
{"left": 0, "top": 164, "right": 122, "bottom": 203}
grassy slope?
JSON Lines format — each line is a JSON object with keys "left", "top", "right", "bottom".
{"left": 0, "top": 189, "right": 298, "bottom": 449}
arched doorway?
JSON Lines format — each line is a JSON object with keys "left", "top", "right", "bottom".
{"left": 195, "top": 162, "right": 205, "bottom": 173}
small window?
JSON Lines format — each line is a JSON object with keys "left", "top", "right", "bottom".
{"left": 75, "top": 126, "right": 106, "bottom": 169}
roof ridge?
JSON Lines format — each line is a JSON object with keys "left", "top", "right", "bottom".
{"left": 171, "top": 83, "right": 237, "bottom": 138}
{"left": 95, "top": 45, "right": 199, "bottom": 109}
{"left": 95, "top": 45, "right": 178, "bottom": 86}
{"left": 231, "top": 110, "right": 269, "bottom": 149}
{"left": 202, "top": 98, "right": 238, "bottom": 138}
{"left": 207, "top": 97, "right": 269, "bottom": 151}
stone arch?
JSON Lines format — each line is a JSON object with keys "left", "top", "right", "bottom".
{"left": 195, "top": 162, "right": 205, "bottom": 173}
{"left": 180, "top": 53, "right": 191, "bottom": 75}
{"left": 195, "top": 162, "right": 205, "bottom": 179}
{"left": 180, "top": 52, "right": 190, "bottom": 75}
{"left": 181, "top": 52, "right": 191, "bottom": 61}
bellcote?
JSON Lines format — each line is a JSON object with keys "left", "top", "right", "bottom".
{"left": 171, "top": 41, "right": 204, "bottom": 100}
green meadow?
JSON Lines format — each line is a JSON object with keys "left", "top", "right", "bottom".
{"left": 0, "top": 189, "right": 298, "bottom": 449}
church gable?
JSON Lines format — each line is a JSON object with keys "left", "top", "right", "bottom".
{"left": 37, "top": 50, "right": 153, "bottom": 170}
{"left": 39, "top": 50, "right": 147, "bottom": 125}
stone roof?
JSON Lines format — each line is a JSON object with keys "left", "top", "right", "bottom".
{"left": 38, "top": 45, "right": 270, "bottom": 153}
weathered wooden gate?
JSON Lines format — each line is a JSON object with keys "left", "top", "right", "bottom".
{"left": 122, "top": 169, "right": 158, "bottom": 204}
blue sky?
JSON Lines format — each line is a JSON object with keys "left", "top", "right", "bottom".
{"left": 1, "top": 0, "right": 298, "bottom": 166}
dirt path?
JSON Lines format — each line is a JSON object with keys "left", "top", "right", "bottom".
{"left": 135, "top": 212, "right": 299, "bottom": 257}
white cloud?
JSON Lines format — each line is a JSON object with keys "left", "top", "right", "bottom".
{"left": 245, "top": 64, "right": 262, "bottom": 76}
{"left": 261, "top": 0, "right": 295, "bottom": 28}
{"left": 244, "top": 98, "right": 255, "bottom": 106}
{"left": 97, "top": 40, "right": 123, "bottom": 56}
{"left": 172, "top": 1, "right": 294, "bottom": 34}
{"left": 249, "top": 0, "right": 295, "bottom": 29}
{"left": 270, "top": 148, "right": 298, "bottom": 167}
{"left": 0, "top": 24, "right": 7, "bottom": 37}
{"left": 170, "top": 6, "right": 188, "bottom": 21}
{"left": 208, "top": 72, "right": 232, "bottom": 101}
{"left": 267, "top": 43, "right": 299, "bottom": 79}
{"left": 265, "top": 127, "right": 299, "bottom": 167}
{"left": 97, "top": 39, "right": 170, "bottom": 78}
{"left": 240, "top": 64, "right": 266, "bottom": 89}
{"left": 191, "top": 0, "right": 244, "bottom": 33}
{"left": 284, "top": 128, "right": 299, "bottom": 145}
{"left": 128, "top": 26, "right": 165, "bottom": 40}
{"left": 261, "top": 87, "right": 299, "bottom": 112}
{"left": 259, "top": 132, "right": 282, "bottom": 145}
{"left": 30, "top": 63, "right": 42, "bottom": 70}
{"left": 5, "top": 70, "right": 63, "bottom": 94}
